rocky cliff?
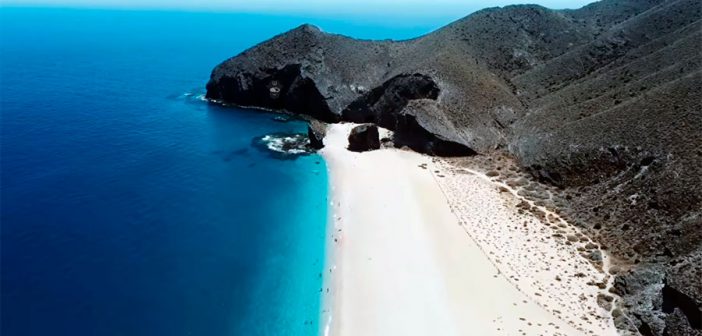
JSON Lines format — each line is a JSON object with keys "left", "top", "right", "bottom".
{"left": 206, "top": 0, "right": 702, "bottom": 334}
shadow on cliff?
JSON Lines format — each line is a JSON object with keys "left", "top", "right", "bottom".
{"left": 207, "top": 69, "right": 476, "bottom": 157}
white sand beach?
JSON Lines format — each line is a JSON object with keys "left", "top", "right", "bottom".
{"left": 319, "top": 123, "right": 618, "bottom": 336}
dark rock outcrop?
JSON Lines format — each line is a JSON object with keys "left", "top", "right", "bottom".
{"left": 662, "top": 281, "right": 701, "bottom": 331}
{"left": 340, "top": 74, "right": 439, "bottom": 125}
{"left": 663, "top": 253, "right": 702, "bottom": 334}
{"left": 347, "top": 124, "right": 380, "bottom": 152}
{"left": 307, "top": 119, "right": 327, "bottom": 149}
{"left": 206, "top": 63, "right": 339, "bottom": 123}
{"left": 206, "top": 0, "right": 702, "bottom": 332}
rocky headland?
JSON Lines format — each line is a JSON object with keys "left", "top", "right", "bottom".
{"left": 206, "top": 0, "right": 702, "bottom": 334}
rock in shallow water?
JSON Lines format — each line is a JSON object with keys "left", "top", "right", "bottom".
{"left": 252, "top": 133, "right": 315, "bottom": 158}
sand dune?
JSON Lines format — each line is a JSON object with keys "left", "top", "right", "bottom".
{"left": 319, "top": 123, "right": 616, "bottom": 335}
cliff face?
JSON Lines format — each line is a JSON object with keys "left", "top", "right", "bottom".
{"left": 206, "top": 0, "right": 702, "bottom": 334}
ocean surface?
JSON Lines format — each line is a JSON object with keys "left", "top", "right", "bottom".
{"left": 0, "top": 7, "right": 440, "bottom": 336}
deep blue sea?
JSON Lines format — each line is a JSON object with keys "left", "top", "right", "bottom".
{"left": 0, "top": 7, "right": 440, "bottom": 336}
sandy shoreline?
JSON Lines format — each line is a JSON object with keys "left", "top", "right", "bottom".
{"left": 318, "top": 123, "right": 617, "bottom": 335}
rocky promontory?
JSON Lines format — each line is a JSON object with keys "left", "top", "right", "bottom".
{"left": 206, "top": 0, "right": 702, "bottom": 334}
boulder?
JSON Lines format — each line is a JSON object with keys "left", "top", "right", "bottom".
{"left": 307, "top": 119, "right": 327, "bottom": 149}
{"left": 347, "top": 124, "right": 380, "bottom": 152}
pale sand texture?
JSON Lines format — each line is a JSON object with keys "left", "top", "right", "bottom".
{"left": 434, "top": 160, "right": 620, "bottom": 335}
{"left": 319, "top": 123, "right": 616, "bottom": 336}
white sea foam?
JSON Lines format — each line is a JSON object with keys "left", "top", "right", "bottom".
{"left": 180, "top": 91, "right": 210, "bottom": 103}
{"left": 260, "top": 134, "right": 310, "bottom": 155}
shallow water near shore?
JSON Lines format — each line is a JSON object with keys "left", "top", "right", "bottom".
{"left": 1, "top": 8, "right": 323, "bottom": 336}
{"left": 0, "top": 7, "right": 442, "bottom": 335}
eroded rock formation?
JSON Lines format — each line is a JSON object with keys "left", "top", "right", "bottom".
{"left": 347, "top": 124, "right": 380, "bottom": 152}
{"left": 307, "top": 119, "right": 327, "bottom": 149}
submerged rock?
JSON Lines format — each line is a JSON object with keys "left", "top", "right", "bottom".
{"left": 347, "top": 124, "right": 380, "bottom": 152}
{"left": 252, "top": 133, "right": 314, "bottom": 158}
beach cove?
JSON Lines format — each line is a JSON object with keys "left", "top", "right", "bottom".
{"left": 319, "top": 123, "right": 618, "bottom": 336}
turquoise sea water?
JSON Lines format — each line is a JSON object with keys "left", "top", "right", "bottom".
{"left": 0, "top": 7, "right": 439, "bottom": 335}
